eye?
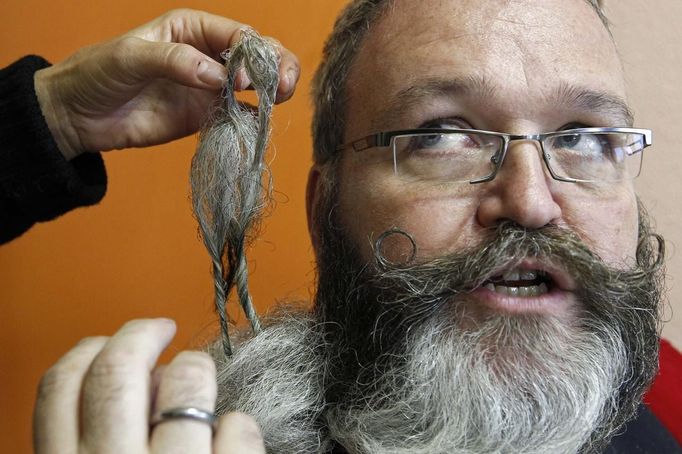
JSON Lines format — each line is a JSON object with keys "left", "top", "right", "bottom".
{"left": 391, "top": 119, "right": 503, "bottom": 183}
{"left": 552, "top": 125, "right": 608, "bottom": 156}
{"left": 555, "top": 133, "right": 603, "bottom": 153}
{"left": 409, "top": 130, "right": 483, "bottom": 154}
{"left": 410, "top": 119, "right": 477, "bottom": 151}
{"left": 416, "top": 133, "right": 445, "bottom": 148}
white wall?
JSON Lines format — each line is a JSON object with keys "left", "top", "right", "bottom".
{"left": 609, "top": 1, "right": 682, "bottom": 348}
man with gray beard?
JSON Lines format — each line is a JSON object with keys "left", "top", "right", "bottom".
{"left": 26, "top": 1, "right": 681, "bottom": 454}
{"left": 210, "top": 0, "right": 675, "bottom": 451}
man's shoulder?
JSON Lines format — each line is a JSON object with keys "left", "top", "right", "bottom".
{"left": 611, "top": 339, "right": 682, "bottom": 454}
{"left": 605, "top": 404, "right": 681, "bottom": 453}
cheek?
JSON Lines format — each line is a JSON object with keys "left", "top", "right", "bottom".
{"left": 337, "top": 159, "right": 640, "bottom": 268}
{"left": 337, "top": 162, "right": 481, "bottom": 261}
{"left": 556, "top": 186, "right": 639, "bottom": 268}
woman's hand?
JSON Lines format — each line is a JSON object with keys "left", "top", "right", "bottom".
{"left": 34, "top": 9, "right": 300, "bottom": 160}
{"left": 33, "top": 318, "right": 265, "bottom": 453}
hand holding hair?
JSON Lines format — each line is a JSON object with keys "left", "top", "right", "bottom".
{"left": 32, "top": 9, "right": 300, "bottom": 161}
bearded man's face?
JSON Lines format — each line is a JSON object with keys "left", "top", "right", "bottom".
{"left": 305, "top": 0, "right": 664, "bottom": 452}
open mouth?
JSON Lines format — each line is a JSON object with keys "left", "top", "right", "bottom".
{"left": 483, "top": 267, "right": 554, "bottom": 297}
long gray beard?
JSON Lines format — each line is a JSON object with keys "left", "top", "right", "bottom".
{"left": 210, "top": 308, "right": 331, "bottom": 452}
{"left": 209, "top": 199, "right": 663, "bottom": 454}
{"left": 325, "top": 311, "right": 627, "bottom": 454}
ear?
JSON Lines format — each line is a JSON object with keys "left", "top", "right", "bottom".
{"left": 306, "top": 165, "right": 323, "bottom": 254}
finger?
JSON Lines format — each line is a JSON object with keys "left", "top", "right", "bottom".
{"left": 106, "top": 36, "right": 229, "bottom": 90}
{"left": 80, "top": 318, "right": 176, "bottom": 454}
{"left": 33, "top": 336, "right": 108, "bottom": 454}
{"left": 221, "top": 53, "right": 300, "bottom": 105}
{"left": 149, "top": 364, "right": 167, "bottom": 412}
{"left": 127, "top": 10, "right": 300, "bottom": 102}
{"left": 129, "top": 9, "right": 246, "bottom": 60}
{"left": 213, "top": 412, "right": 266, "bottom": 454}
{"left": 232, "top": 36, "right": 300, "bottom": 104}
{"left": 263, "top": 37, "right": 300, "bottom": 104}
{"left": 150, "top": 351, "right": 217, "bottom": 453}
{"left": 175, "top": 11, "right": 300, "bottom": 98}
{"left": 277, "top": 48, "right": 300, "bottom": 103}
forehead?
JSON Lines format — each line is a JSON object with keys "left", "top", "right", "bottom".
{"left": 344, "top": 0, "right": 627, "bottom": 135}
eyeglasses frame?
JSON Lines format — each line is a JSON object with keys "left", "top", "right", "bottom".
{"left": 337, "top": 127, "right": 653, "bottom": 184}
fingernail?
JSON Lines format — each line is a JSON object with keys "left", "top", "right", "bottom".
{"left": 197, "top": 61, "right": 225, "bottom": 87}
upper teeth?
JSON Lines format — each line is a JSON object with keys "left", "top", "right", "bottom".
{"left": 501, "top": 268, "right": 538, "bottom": 282}
{"left": 483, "top": 268, "right": 549, "bottom": 297}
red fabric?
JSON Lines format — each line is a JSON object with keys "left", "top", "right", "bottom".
{"left": 644, "top": 339, "right": 682, "bottom": 446}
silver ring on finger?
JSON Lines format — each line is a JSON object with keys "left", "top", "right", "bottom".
{"left": 150, "top": 407, "right": 217, "bottom": 431}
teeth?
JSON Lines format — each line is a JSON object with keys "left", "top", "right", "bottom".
{"left": 501, "top": 268, "right": 538, "bottom": 282}
{"left": 486, "top": 282, "right": 549, "bottom": 297}
{"left": 520, "top": 270, "right": 537, "bottom": 280}
{"left": 502, "top": 269, "right": 520, "bottom": 281}
{"left": 483, "top": 268, "right": 551, "bottom": 297}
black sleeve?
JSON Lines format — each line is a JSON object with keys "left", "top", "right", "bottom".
{"left": 0, "top": 55, "right": 107, "bottom": 244}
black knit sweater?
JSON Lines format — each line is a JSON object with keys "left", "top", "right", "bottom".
{"left": 0, "top": 55, "right": 106, "bottom": 244}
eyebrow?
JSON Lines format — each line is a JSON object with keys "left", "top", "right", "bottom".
{"left": 373, "top": 76, "right": 634, "bottom": 129}
{"left": 553, "top": 82, "right": 634, "bottom": 127}
{"left": 372, "top": 75, "right": 490, "bottom": 129}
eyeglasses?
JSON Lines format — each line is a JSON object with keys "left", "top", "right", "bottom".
{"left": 337, "top": 127, "right": 652, "bottom": 184}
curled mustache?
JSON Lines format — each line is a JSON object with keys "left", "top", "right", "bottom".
{"left": 367, "top": 221, "right": 664, "bottom": 318}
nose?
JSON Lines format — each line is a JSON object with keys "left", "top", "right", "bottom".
{"left": 476, "top": 140, "right": 562, "bottom": 229}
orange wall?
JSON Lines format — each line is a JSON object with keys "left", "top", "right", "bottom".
{"left": 2, "top": 1, "right": 681, "bottom": 452}
{"left": 0, "top": 1, "right": 346, "bottom": 451}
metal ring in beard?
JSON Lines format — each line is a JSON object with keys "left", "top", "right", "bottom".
{"left": 373, "top": 227, "right": 418, "bottom": 268}
{"left": 637, "top": 232, "right": 665, "bottom": 270}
